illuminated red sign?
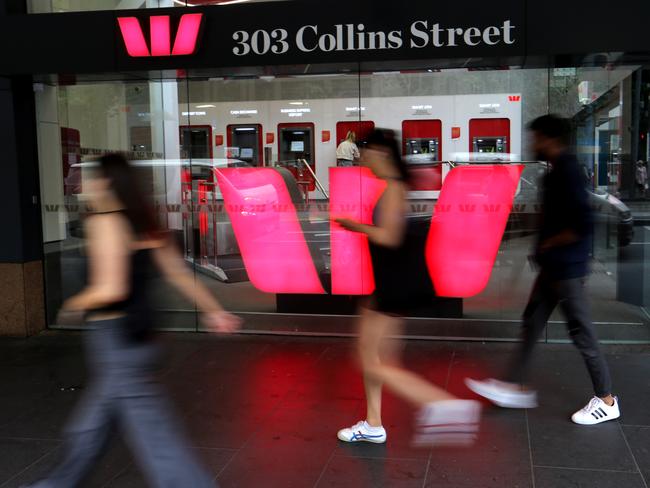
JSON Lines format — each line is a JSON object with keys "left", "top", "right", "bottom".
{"left": 215, "top": 168, "right": 326, "bottom": 294}
{"left": 215, "top": 165, "right": 523, "bottom": 298}
{"left": 508, "top": 95, "right": 521, "bottom": 102}
{"left": 117, "top": 13, "right": 203, "bottom": 58}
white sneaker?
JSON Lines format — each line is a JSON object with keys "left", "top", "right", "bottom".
{"left": 465, "top": 378, "right": 538, "bottom": 409}
{"left": 337, "top": 420, "right": 387, "bottom": 443}
{"left": 571, "top": 396, "right": 620, "bottom": 425}
{"left": 413, "top": 399, "right": 482, "bottom": 447}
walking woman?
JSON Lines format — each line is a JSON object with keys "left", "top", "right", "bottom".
{"left": 335, "top": 129, "right": 481, "bottom": 446}
{"left": 29, "top": 154, "right": 240, "bottom": 487}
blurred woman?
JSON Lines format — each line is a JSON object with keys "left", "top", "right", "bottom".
{"left": 29, "top": 154, "right": 240, "bottom": 488}
{"left": 335, "top": 129, "right": 481, "bottom": 446}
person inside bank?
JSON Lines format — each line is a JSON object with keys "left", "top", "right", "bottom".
{"left": 336, "top": 131, "right": 361, "bottom": 166}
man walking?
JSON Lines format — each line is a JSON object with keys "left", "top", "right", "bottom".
{"left": 466, "top": 115, "right": 620, "bottom": 425}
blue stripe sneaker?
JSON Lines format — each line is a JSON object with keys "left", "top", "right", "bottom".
{"left": 337, "top": 420, "right": 387, "bottom": 444}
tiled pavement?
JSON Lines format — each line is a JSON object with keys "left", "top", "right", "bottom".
{"left": 0, "top": 332, "right": 649, "bottom": 488}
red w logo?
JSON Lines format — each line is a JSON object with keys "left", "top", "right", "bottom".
{"left": 215, "top": 165, "right": 523, "bottom": 298}
{"left": 508, "top": 95, "right": 521, "bottom": 102}
{"left": 117, "top": 13, "right": 203, "bottom": 57}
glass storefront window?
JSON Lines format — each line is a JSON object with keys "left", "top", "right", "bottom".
{"left": 35, "top": 62, "right": 650, "bottom": 342}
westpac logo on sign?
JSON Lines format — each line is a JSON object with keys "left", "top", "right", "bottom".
{"left": 117, "top": 13, "right": 203, "bottom": 57}
{"left": 215, "top": 165, "right": 524, "bottom": 298}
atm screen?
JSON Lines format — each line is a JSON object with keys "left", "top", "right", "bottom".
{"left": 240, "top": 148, "right": 254, "bottom": 159}
{"left": 290, "top": 141, "right": 305, "bottom": 152}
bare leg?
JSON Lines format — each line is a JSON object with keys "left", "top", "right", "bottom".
{"left": 358, "top": 308, "right": 454, "bottom": 427}
{"left": 357, "top": 308, "right": 389, "bottom": 427}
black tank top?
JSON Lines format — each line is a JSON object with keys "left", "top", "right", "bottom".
{"left": 93, "top": 248, "right": 156, "bottom": 313}
{"left": 87, "top": 211, "right": 158, "bottom": 341}
{"left": 369, "top": 191, "right": 434, "bottom": 303}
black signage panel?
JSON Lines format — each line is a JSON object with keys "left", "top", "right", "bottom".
{"left": 527, "top": 0, "right": 650, "bottom": 55}
{"left": 0, "top": 0, "right": 649, "bottom": 76}
{"left": 113, "top": 0, "right": 524, "bottom": 71}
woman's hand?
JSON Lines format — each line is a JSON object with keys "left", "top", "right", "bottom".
{"left": 335, "top": 218, "right": 362, "bottom": 232}
{"left": 202, "top": 311, "right": 242, "bottom": 334}
{"left": 56, "top": 308, "right": 86, "bottom": 326}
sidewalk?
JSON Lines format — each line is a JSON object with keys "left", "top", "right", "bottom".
{"left": 0, "top": 332, "right": 649, "bottom": 488}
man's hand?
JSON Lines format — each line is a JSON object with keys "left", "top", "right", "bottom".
{"left": 202, "top": 311, "right": 242, "bottom": 334}
{"left": 539, "top": 229, "right": 579, "bottom": 252}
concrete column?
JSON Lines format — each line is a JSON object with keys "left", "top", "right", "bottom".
{"left": 150, "top": 78, "right": 183, "bottom": 230}
{"left": 0, "top": 77, "right": 46, "bottom": 337}
{"left": 35, "top": 83, "right": 66, "bottom": 243}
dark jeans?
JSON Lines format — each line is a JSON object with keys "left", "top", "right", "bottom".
{"left": 30, "top": 318, "right": 215, "bottom": 488}
{"left": 505, "top": 273, "right": 612, "bottom": 397}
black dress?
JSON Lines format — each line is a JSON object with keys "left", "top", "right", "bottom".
{"left": 367, "top": 191, "right": 435, "bottom": 316}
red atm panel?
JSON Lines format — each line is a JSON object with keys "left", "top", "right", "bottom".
{"left": 336, "top": 121, "right": 375, "bottom": 146}
{"left": 402, "top": 120, "right": 442, "bottom": 155}
{"left": 468, "top": 118, "right": 510, "bottom": 157}
{"left": 402, "top": 119, "right": 442, "bottom": 191}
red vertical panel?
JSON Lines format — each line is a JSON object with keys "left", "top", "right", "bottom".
{"left": 117, "top": 17, "right": 150, "bottom": 57}
{"left": 150, "top": 16, "right": 171, "bottom": 56}
{"left": 426, "top": 164, "right": 523, "bottom": 297}
{"left": 171, "top": 13, "right": 203, "bottom": 56}
{"left": 330, "top": 167, "right": 386, "bottom": 295}
{"left": 215, "top": 168, "right": 325, "bottom": 294}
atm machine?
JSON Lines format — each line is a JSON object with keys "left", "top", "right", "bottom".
{"left": 278, "top": 122, "right": 316, "bottom": 194}
{"left": 180, "top": 125, "right": 212, "bottom": 159}
{"left": 402, "top": 119, "right": 442, "bottom": 191}
{"left": 469, "top": 118, "right": 510, "bottom": 160}
{"left": 336, "top": 121, "right": 375, "bottom": 147}
{"left": 227, "top": 124, "right": 263, "bottom": 166}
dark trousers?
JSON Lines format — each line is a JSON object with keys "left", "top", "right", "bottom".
{"left": 505, "top": 273, "right": 612, "bottom": 397}
{"left": 30, "top": 319, "right": 215, "bottom": 488}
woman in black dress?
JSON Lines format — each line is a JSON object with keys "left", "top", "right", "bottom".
{"left": 335, "top": 129, "right": 481, "bottom": 446}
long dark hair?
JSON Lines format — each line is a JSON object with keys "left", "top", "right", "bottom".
{"left": 363, "top": 128, "right": 410, "bottom": 183}
{"left": 97, "top": 153, "right": 161, "bottom": 238}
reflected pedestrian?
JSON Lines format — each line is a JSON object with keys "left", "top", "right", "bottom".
{"left": 28, "top": 154, "right": 241, "bottom": 488}
{"left": 636, "top": 160, "right": 647, "bottom": 199}
{"left": 466, "top": 115, "right": 620, "bottom": 425}
{"left": 335, "top": 129, "right": 481, "bottom": 447}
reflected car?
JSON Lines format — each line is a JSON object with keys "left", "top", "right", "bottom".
{"left": 64, "top": 158, "right": 250, "bottom": 238}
